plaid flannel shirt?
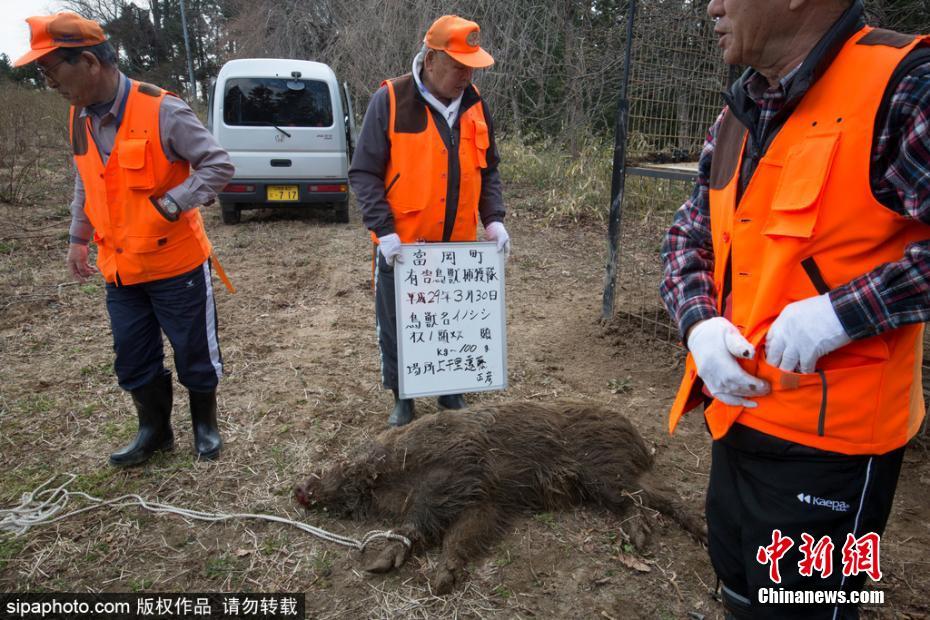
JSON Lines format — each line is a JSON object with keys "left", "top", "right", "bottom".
{"left": 661, "top": 58, "right": 930, "bottom": 343}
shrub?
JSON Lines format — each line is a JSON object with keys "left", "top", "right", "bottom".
{"left": 498, "top": 135, "right": 691, "bottom": 224}
{"left": 0, "top": 80, "right": 70, "bottom": 205}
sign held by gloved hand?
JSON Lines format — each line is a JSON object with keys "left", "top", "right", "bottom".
{"left": 396, "top": 241, "right": 507, "bottom": 399}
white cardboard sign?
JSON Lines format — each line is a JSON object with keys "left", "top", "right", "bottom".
{"left": 395, "top": 241, "right": 507, "bottom": 399}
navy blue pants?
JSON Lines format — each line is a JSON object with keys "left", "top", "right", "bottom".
{"left": 105, "top": 261, "right": 223, "bottom": 392}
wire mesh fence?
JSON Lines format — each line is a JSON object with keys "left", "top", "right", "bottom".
{"left": 611, "top": 2, "right": 723, "bottom": 345}
{"left": 624, "top": 3, "right": 730, "bottom": 164}
{"left": 611, "top": 3, "right": 930, "bottom": 403}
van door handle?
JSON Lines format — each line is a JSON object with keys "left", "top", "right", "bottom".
{"left": 270, "top": 159, "right": 292, "bottom": 167}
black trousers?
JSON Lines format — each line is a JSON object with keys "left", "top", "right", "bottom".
{"left": 707, "top": 424, "right": 904, "bottom": 620}
{"left": 374, "top": 251, "right": 400, "bottom": 391}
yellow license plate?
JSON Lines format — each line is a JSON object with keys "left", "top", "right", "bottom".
{"left": 267, "top": 185, "right": 299, "bottom": 201}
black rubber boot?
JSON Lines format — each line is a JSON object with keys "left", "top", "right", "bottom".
{"left": 719, "top": 581, "right": 754, "bottom": 620}
{"left": 109, "top": 372, "right": 174, "bottom": 467}
{"left": 437, "top": 393, "right": 467, "bottom": 410}
{"left": 388, "top": 390, "right": 415, "bottom": 427}
{"left": 190, "top": 389, "right": 222, "bottom": 460}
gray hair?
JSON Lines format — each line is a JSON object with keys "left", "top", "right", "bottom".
{"left": 58, "top": 41, "right": 118, "bottom": 68}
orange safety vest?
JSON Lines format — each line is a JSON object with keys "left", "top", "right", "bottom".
{"left": 70, "top": 81, "right": 212, "bottom": 286}
{"left": 669, "top": 27, "right": 930, "bottom": 455}
{"left": 372, "top": 75, "right": 489, "bottom": 244}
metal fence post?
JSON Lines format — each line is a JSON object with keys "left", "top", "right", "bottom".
{"left": 601, "top": 0, "right": 638, "bottom": 321}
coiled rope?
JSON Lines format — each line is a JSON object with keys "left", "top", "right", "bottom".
{"left": 0, "top": 473, "right": 410, "bottom": 551}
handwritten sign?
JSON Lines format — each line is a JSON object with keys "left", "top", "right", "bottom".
{"left": 396, "top": 241, "right": 507, "bottom": 399}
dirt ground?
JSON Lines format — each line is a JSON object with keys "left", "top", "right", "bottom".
{"left": 2, "top": 176, "right": 930, "bottom": 619}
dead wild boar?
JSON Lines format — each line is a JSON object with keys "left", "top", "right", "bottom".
{"left": 295, "top": 400, "right": 705, "bottom": 593}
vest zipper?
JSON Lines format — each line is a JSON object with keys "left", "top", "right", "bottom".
{"left": 800, "top": 256, "right": 831, "bottom": 295}
{"left": 442, "top": 119, "right": 459, "bottom": 242}
{"left": 816, "top": 369, "right": 827, "bottom": 436}
{"left": 385, "top": 173, "right": 400, "bottom": 196}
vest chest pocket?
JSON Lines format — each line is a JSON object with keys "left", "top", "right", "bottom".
{"left": 762, "top": 132, "right": 840, "bottom": 239}
{"left": 460, "top": 117, "right": 489, "bottom": 170}
{"left": 118, "top": 138, "right": 155, "bottom": 190}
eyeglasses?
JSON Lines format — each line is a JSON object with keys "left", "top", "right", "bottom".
{"left": 36, "top": 57, "right": 69, "bottom": 80}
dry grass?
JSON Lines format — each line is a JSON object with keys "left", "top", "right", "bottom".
{"left": 499, "top": 136, "right": 692, "bottom": 226}
{"left": 1, "top": 114, "right": 928, "bottom": 616}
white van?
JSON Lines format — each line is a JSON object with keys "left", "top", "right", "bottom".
{"left": 209, "top": 58, "right": 357, "bottom": 224}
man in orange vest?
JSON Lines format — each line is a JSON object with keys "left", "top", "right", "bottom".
{"left": 15, "top": 13, "right": 234, "bottom": 466}
{"left": 661, "top": 0, "right": 930, "bottom": 616}
{"left": 350, "top": 15, "right": 509, "bottom": 426}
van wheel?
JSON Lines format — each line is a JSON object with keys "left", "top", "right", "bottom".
{"left": 221, "top": 202, "right": 240, "bottom": 225}
{"left": 333, "top": 201, "right": 350, "bottom": 223}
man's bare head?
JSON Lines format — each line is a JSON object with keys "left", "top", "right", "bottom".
{"left": 708, "top": 0, "right": 853, "bottom": 83}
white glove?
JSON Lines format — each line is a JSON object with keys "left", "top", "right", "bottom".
{"left": 485, "top": 222, "right": 511, "bottom": 256}
{"left": 378, "top": 233, "right": 403, "bottom": 267}
{"left": 688, "top": 317, "right": 771, "bottom": 408}
{"left": 765, "top": 293, "right": 851, "bottom": 374}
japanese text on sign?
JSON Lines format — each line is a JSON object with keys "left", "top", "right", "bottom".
{"left": 396, "top": 242, "right": 507, "bottom": 399}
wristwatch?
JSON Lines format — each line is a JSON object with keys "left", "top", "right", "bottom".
{"left": 151, "top": 194, "right": 181, "bottom": 221}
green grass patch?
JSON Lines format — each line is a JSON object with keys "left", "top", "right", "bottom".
{"left": 17, "top": 394, "right": 56, "bottom": 416}
{"left": 159, "top": 452, "right": 196, "bottom": 472}
{"left": 269, "top": 445, "right": 288, "bottom": 474}
{"left": 0, "top": 536, "right": 27, "bottom": 572}
{"left": 78, "top": 403, "right": 98, "bottom": 417}
{"left": 100, "top": 420, "right": 134, "bottom": 442}
{"left": 70, "top": 468, "right": 123, "bottom": 497}
{"left": 312, "top": 551, "right": 332, "bottom": 577}
{"left": 493, "top": 584, "right": 512, "bottom": 599}
{"left": 129, "top": 577, "right": 154, "bottom": 592}
{"left": 83, "top": 541, "right": 110, "bottom": 564}
{"left": 80, "top": 361, "right": 113, "bottom": 378}
{"left": 261, "top": 533, "right": 289, "bottom": 557}
{"left": 493, "top": 548, "right": 513, "bottom": 568}
{"left": 0, "top": 466, "right": 56, "bottom": 503}
{"left": 204, "top": 553, "right": 238, "bottom": 579}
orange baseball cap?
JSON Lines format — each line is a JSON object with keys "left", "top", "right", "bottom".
{"left": 14, "top": 12, "right": 107, "bottom": 67}
{"left": 424, "top": 15, "right": 494, "bottom": 69}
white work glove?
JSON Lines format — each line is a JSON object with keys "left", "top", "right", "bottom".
{"left": 485, "top": 222, "right": 511, "bottom": 257}
{"left": 765, "top": 293, "right": 851, "bottom": 374}
{"left": 688, "top": 317, "right": 770, "bottom": 408}
{"left": 377, "top": 233, "right": 403, "bottom": 267}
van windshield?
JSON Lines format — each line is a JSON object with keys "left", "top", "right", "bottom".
{"left": 223, "top": 78, "right": 333, "bottom": 128}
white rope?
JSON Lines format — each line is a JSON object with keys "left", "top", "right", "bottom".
{"left": 0, "top": 473, "right": 410, "bottom": 552}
